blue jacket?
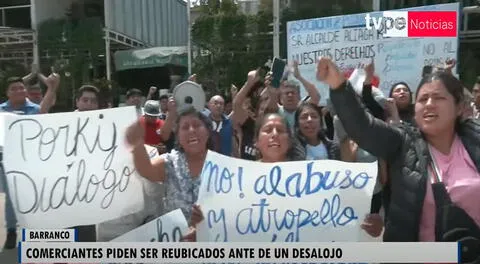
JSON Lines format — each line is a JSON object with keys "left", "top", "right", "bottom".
{"left": 0, "top": 99, "right": 40, "bottom": 115}
{"left": 202, "top": 109, "right": 233, "bottom": 156}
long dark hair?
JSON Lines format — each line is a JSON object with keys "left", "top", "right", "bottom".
{"left": 416, "top": 71, "right": 465, "bottom": 131}
{"left": 174, "top": 105, "right": 215, "bottom": 152}
{"left": 389, "top": 81, "right": 414, "bottom": 122}
{"left": 293, "top": 102, "right": 328, "bottom": 145}
{"left": 389, "top": 81, "right": 412, "bottom": 99}
{"left": 254, "top": 113, "right": 295, "bottom": 161}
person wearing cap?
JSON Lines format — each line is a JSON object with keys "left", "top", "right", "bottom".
{"left": 139, "top": 100, "right": 171, "bottom": 150}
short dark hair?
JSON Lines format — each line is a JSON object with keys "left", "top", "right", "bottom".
{"left": 6, "top": 77, "right": 24, "bottom": 87}
{"left": 27, "top": 84, "right": 42, "bottom": 92}
{"left": 126, "top": 88, "right": 142, "bottom": 99}
{"left": 76, "top": 85, "right": 100, "bottom": 99}
{"left": 159, "top": 94, "right": 169, "bottom": 100}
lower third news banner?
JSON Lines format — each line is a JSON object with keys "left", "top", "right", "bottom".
{"left": 18, "top": 242, "right": 459, "bottom": 263}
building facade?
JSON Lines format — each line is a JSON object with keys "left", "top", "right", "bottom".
{"left": 0, "top": 0, "right": 188, "bottom": 70}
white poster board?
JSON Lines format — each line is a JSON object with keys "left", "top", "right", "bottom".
{"left": 2, "top": 107, "right": 145, "bottom": 228}
{"left": 96, "top": 144, "right": 165, "bottom": 242}
{"left": 196, "top": 151, "right": 378, "bottom": 242}
{"left": 0, "top": 112, "right": 17, "bottom": 193}
{"left": 111, "top": 209, "right": 189, "bottom": 242}
{"left": 287, "top": 3, "right": 459, "bottom": 105}
{"left": 0, "top": 112, "right": 16, "bottom": 149}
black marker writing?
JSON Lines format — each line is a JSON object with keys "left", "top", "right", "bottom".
{"left": 8, "top": 116, "right": 117, "bottom": 162}
{"left": 154, "top": 218, "right": 183, "bottom": 242}
{"left": 8, "top": 153, "right": 135, "bottom": 214}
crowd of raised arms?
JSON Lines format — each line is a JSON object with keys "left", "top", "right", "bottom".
{"left": 1, "top": 57, "right": 479, "bottom": 261}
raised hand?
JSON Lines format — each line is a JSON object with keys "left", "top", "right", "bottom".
{"left": 188, "top": 74, "right": 197, "bottom": 83}
{"left": 246, "top": 70, "right": 260, "bottom": 85}
{"left": 316, "top": 57, "right": 345, "bottom": 89}
{"left": 293, "top": 60, "right": 301, "bottom": 79}
{"left": 149, "top": 86, "right": 157, "bottom": 96}
{"left": 385, "top": 98, "right": 401, "bottom": 124}
{"left": 125, "top": 121, "right": 145, "bottom": 149}
{"left": 167, "top": 97, "right": 177, "bottom": 114}
{"left": 444, "top": 58, "right": 456, "bottom": 74}
{"left": 364, "top": 59, "right": 375, "bottom": 84}
{"left": 45, "top": 73, "right": 60, "bottom": 90}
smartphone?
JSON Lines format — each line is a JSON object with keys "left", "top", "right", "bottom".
{"left": 270, "top": 57, "right": 287, "bottom": 88}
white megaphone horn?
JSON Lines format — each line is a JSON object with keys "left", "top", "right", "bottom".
{"left": 173, "top": 81, "right": 206, "bottom": 112}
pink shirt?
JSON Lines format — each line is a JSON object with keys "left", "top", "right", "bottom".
{"left": 419, "top": 135, "right": 480, "bottom": 241}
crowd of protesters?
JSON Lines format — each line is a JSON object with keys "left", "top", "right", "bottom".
{"left": 1, "top": 57, "right": 479, "bottom": 262}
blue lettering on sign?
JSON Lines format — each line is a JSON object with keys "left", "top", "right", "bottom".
{"left": 254, "top": 162, "right": 371, "bottom": 198}
{"left": 206, "top": 194, "right": 358, "bottom": 242}
{"left": 202, "top": 159, "right": 371, "bottom": 242}
{"left": 288, "top": 17, "right": 343, "bottom": 34}
{"left": 207, "top": 208, "right": 228, "bottom": 242}
{"left": 202, "top": 161, "right": 245, "bottom": 198}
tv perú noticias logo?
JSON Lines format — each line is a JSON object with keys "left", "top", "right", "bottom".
{"left": 364, "top": 11, "right": 458, "bottom": 38}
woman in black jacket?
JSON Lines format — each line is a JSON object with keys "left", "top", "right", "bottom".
{"left": 291, "top": 102, "right": 340, "bottom": 161}
{"left": 317, "top": 57, "right": 480, "bottom": 263}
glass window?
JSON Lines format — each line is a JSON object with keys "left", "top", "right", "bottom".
{"left": 0, "top": 0, "right": 29, "bottom": 8}
{"left": 4, "top": 6, "right": 31, "bottom": 29}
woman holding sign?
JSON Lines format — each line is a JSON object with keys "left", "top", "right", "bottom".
{"left": 182, "top": 112, "right": 383, "bottom": 241}
{"left": 182, "top": 112, "right": 294, "bottom": 242}
{"left": 320, "top": 57, "right": 480, "bottom": 263}
{"left": 126, "top": 104, "right": 214, "bottom": 221}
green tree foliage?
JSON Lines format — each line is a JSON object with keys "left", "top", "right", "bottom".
{"left": 191, "top": 0, "right": 271, "bottom": 96}
{"left": 279, "top": 0, "right": 368, "bottom": 57}
{"left": 191, "top": 0, "right": 369, "bottom": 96}
{"left": 36, "top": 1, "right": 105, "bottom": 111}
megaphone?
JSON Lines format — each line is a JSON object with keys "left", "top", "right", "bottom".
{"left": 173, "top": 81, "right": 206, "bottom": 112}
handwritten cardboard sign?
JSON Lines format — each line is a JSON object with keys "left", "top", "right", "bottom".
{"left": 2, "top": 107, "right": 145, "bottom": 228}
{"left": 287, "top": 3, "right": 459, "bottom": 105}
{"left": 196, "top": 151, "right": 378, "bottom": 242}
{"left": 111, "top": 209, "right": 189, "bottom": 242}
{"left": 96, "top": 144, "right": 165, "bottom": 242}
